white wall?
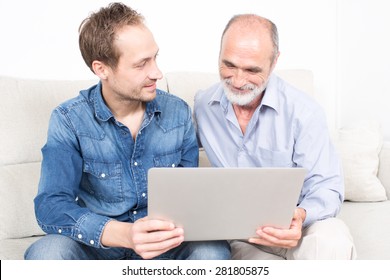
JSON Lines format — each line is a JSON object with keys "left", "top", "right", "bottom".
{"left": 0, "top": 0, "right": 389, "bottom": 139}
{"left": 337, "top": 0, "right": 390, "bottom": 139}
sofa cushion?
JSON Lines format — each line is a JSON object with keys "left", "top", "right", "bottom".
{"left": 333, "top": 121, "right": 387, "bottom": 202}
{"left": 0, "top": 236, "right": 43, "bottom": 260}
{"left": 156, "top": 75, "right": 168, "bottom": 92}
{"left": 0, "top": 76, "right": 97, "bottom": 165}
{"left": 338, "top": 200, "right": 390, "bottom": 259}
{"left": 164, "top": 71, "right": 219, "bottom": 109}
{"left": 378, "top": 141, "right": 390, "bottom": 198}
{"left": 199, "top": 148, "right": 211, "bottom": 167}
{"left": 274, "top": 69, "right": 315, "bottom": 98}
{"left": 0, "top": 162, "right": 45, "bottom": 240}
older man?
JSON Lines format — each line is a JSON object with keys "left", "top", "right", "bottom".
{"left": 194, "top": 14, "right": 356, "bottom": 260}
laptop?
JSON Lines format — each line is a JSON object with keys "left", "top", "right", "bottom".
{"left": 147, "top": 167, "right": 306, "bottom": 241}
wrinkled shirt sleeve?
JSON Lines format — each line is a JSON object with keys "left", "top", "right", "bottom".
{"left": 35, "top": 109, "right": 112, "bottom": 248}
{"left": 293, "top": 108, "right": 344, "bottom": 227}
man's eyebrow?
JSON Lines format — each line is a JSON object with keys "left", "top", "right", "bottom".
{"left": 246, "top": 66, "right": 263, "bottom": 73}
{"left": 222, "top": 59, "right": 263, "bottom": 73}
{"left": 222, "top": 59, "right": 235, "bottom": 67}
{"left": 133, "top": 57, "right": 150, "bottom": 65}
{"left": 133, "top": 51, "right": 159, "bottom": 65}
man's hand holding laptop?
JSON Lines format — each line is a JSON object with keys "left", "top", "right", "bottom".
{"left": 101, "top": 218, "right": 184, "bottom": 260}
{"left": 249, "top": 208, "right": 307, "bottom": 249}
{"left": 130, "top": 218, "right": 185, "bottom": 259}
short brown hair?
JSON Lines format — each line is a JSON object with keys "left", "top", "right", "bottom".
{"left": 78, "top": 2, "right": 144, "bottom": 72}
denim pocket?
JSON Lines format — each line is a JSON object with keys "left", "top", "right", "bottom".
{"left": 153, "top": 150, "right": 182, "bottom": 167}
{"left": 82, "top": 160, "right": 124, "bottom": 202}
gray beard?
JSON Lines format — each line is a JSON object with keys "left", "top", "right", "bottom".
{"left": 222, "top": 79, "right": 266, "bottom": 106}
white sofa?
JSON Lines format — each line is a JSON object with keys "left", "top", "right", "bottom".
{"left": 1, "top": 70, "right": 389, "bottom": 260}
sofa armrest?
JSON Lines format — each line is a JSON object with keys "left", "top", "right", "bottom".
{"left": 378, "top": 141, "right": 390, "bottom": 199}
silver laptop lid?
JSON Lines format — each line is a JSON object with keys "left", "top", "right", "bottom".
{"left": 148, "top": 167, "right": 306, "bottom": 241}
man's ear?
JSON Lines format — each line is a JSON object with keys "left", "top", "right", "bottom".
{"left": 270, "top": 51, "right": 280, "bottom": 72}
{"left": 92, "top": 60, "right": 109, "bottom": 80}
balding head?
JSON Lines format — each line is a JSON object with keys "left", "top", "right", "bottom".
{"left": 218, "top": 14, "right": 280, "bottom": 107}
{"left": 221, "top": 14, "right": 279, "bottom": 62}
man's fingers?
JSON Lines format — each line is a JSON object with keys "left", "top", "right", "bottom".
{"left": 131, "top": 218, "right": 185, "bottom": 259}
{"left": 248, "top": 227, "right": 300, "bottom": 248}
{"left": 134, "top": 226, "right": 184, "bottom": 244}
{"left": 134, "top": 218, "right": 176, "bottom": 233}
{"left": 135, "top": 235, "right": 184, "bottom": 259}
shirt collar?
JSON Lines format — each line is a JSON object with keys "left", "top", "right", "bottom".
{"left": 208, "top": 83, "right": 229, "bottom": 113}
{"left": 145, "top": 92, "right": 161, "bottom": 119}
{"left": 93, "top": 81, "right": 161, "bottom": 122}
{"left": 93, "top": 82, "right": 113, "bottom": 122}
{"left": 208, "top": 73, "right": 281, "bottom": 114}
{"left": 261, "top": 73, "right": 280, "bottom": 113}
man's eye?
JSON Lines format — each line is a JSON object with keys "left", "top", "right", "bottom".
{"left": 247, "top": 68, "right": 261, "bottom": 74}
{"left": 136, "top": 62, "right": 146, "bottom": 68}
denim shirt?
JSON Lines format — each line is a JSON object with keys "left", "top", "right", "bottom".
{"left": 34, "top": 82, "right": 199, "bottom": 248}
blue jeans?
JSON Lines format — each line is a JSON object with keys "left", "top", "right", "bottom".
{"left": 24, "top": 234, "right": 231, "bottom": 260}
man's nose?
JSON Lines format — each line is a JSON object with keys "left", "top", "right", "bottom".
{"left": 149, "top": 61, "right": 163, "bottom": 80}
{"left": 230, "top": 69, "right": 248, "bottom": 89}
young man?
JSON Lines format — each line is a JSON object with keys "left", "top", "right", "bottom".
{"left": 194, "top": 14, "right": 356, "bottom": 259}
{"left": 24, "top": 2, "right": 230, "bottom": 260}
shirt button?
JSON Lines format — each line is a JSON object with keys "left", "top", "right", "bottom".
{"left": 100, "top": 173, "right": 106, "bottom": 178}
{"left": 172, "top": 164, "right": 175, "bottom": 167}
{"left": 142, "top": 193, "right": 146, "bottom": 197}
{"left": 89, "top": 240, "right": 95, "bottom": 245}
{"left": 78, "top": 234, "right": 83, "bottom": 239}
{"left": 133, "top": 210, "right": 137, "bottom": 215}
{"left": 134, "top": 162, "right": 138, "bottom": 166}
{"left": 58, "top": 229, "right": 62, "bottom": 234}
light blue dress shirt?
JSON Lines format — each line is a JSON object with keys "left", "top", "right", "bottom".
{"left": 194, "top": 73, "right": 344, "bottom": 227}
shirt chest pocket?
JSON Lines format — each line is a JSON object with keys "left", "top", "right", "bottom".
{"left": 82, "top": 161, "right": 124, "bottom": 203}
{"left": 153, "top": 150, "right": 182, "bottom": 168}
